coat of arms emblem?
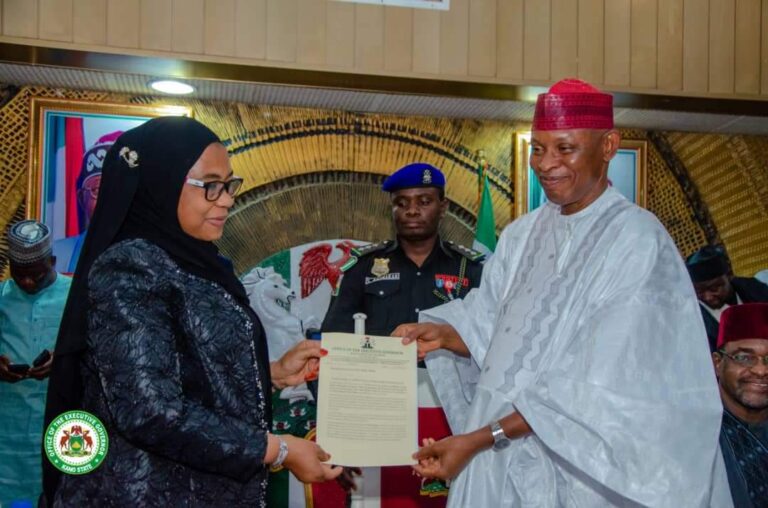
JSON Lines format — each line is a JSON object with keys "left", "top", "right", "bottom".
{"left": 45, "top": 410, "right": 108, "bottom": 474}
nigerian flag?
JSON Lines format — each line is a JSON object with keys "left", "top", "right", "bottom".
{"left": 473, "top": 172, "right": 497, "bottom": 256}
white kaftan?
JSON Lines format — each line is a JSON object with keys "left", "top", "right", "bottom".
{"left": 421, "top": 187, "right": 732, "bottom": 507}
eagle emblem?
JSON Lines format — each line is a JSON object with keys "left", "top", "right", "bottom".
{"left": 299, "top": 240, "right": 358, "bottom": 298}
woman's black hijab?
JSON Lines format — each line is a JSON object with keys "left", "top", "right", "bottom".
{"left": 43, "top": 116, "right": 270, "bottom": 503}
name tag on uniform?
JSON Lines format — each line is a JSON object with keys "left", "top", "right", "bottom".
{"left": 365, "top": 273, "right": 401, "bottom": 285}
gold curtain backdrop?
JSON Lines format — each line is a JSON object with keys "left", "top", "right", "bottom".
{"left": 1, "top": 85, "right": 767, "bottom": 278}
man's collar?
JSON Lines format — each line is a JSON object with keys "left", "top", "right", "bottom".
{"left": 554, "top": 185, "right": 619, "bottom": 220}
{"left": 390, "top": 236, "right": 450, "bottom": 257}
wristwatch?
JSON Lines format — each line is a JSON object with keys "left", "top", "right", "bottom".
{"left": 490, "top": 421, "right": 511, "bottom": 451}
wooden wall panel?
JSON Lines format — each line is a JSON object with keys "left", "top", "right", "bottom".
{"left": 630, "top": 0, "right": 657, "bottom": 88}
{"left": 4, "top": 0, "right": 39, "bottom": 38}
{"left": 604, "top": 0, "right": 630, "bottom": 86}
{"left": 734, "top": 0, "right": 761, "bottom": 94}
{"left": 3, "top": 0, "right": 768, "bottom": 99}
{"left": 325, "top": 1, "right": 354, "bottom": 68}
{"left": 204, "top": 0, "right": 235, "bottom": 56}
{"left": 412, "top": 8, "right": 440, "bottom": 74}
{"left": 439, "top": 0, "right": 468, "bottom": 76}
{"left": 577, "top": 0, "right": 603, "bottom": 84}
{"left": 172, "top": 0, "right": 204, "bottom": 54}
{"left": 468, "top": 0, "right": 496, "bottom": 77}
{"left": 140, "top": 0, "right": 171, "bottom": 51}
{"left": 763, "top": 0, "right": 768, "bottom": 94}
{"left": 297, "top": 0, "right": 326, "bottom": 66}
{"left": 73, "top": 0, "right": 106, "bottom": 45}
{"left": 235, "top": 0, "right": 266, "bottom": 59}
{"left": 384, "top": 6, "right": 412, "bottom": 72}
{"left": 106, "top": 0, "right": 139, "bottom": 48}
{"left": 550, "top": 0, "right": 577, "bottom": 80}
{"left": 266, "top": 0, "right": 297, "bottom": 62}
{"left": 496, "top": 0, "right": 523, "bottom": 81}
{"left": 683, "top": 0, "right": 709, "bottom": 92}
{"left": 40, "top": 0, "right": 72, "bottom": 41}
{"left": 523, "top": 0, "right": 550, "bottom": 81}
{"left": 355, "top": 4, "right": 384, "bottom": 71}
{"left": 709, "top": 0, "right": 736, "bottom": 93}
{"left": 657, "top": 0, "right": 683, "bottom": 90}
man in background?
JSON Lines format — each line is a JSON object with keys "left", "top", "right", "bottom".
{"left": 712, "top": 303, "right": 768, "bottom": 508}
{"left": 322, "top": 162, "right": 484, "bottom": 506}
{"left": 53, "top": 131, "right": 121, "bottom": 273}
{"left": 0, "top": 220, "right": 71, "bottom": 506}
{"left": 686, "top": 245, "right": 768, "bottom": 351}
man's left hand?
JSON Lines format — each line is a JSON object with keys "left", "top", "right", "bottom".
{"left": 27, "top": 352, "right": 54, "bottom": 381}
{"left": 412, "top": 431, "right": 488, "bottom": 481}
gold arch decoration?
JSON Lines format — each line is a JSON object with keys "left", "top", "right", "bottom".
{"left": 666, "top": 131, "right": 768, "bottom": 276}
{"left": 191, "top": 102, "right": 514, "bottom": 229}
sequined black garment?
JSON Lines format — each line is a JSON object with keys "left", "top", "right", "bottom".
{"left": 55, "top": 239, "right": 269, "bottom": 507}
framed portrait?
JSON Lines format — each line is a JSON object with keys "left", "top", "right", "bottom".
{"left": 27, "top": 98, "right": 191, "bottom": 272}
{"left": 513, "top": 132, "right": 647, "bottom": 219}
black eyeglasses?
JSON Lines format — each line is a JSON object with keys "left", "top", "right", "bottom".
{"left": 718, "top": 350, "right": 768, "bottom": 367}
{"left": 185, "top": 177, "right": 244, "bottom": 201}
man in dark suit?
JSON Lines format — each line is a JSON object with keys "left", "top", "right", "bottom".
{"left": 686, "top": 245, "right": 768, "bottom": 351}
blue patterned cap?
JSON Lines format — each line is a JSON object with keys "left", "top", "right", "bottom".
{"left": 7, "top": 219, "right": 52, "bottom": 265}
{"left": 382, "top": 163, "right": 445, "bottom": 192}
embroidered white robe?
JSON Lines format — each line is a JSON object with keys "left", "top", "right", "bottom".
{"left": 421, "top": 188, "right": 732, "bottom": 507}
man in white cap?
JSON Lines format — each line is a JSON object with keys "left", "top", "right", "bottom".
{"left": 396, "top": 79, "right": 731, "bottom": 506}
{"left": 0, "top": 219, "right": 71, "bottom": 506}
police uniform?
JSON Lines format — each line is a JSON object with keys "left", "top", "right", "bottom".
{"left": 319, "top": 162, "right": 488, "bottom": 507}
{"left": 321, "top": 238, "right": 484, "bottom": 336}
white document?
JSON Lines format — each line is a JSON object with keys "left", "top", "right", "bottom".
{"left": 316, "top": 332, "right": 418, "bottom": 467}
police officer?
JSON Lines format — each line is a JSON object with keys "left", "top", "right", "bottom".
{"left": 321, "top": 163, "right": 485, "bottom": 504}
{"left": 322, "top": 162, "right": 484, "bottom": 336}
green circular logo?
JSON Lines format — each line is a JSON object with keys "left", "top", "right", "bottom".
{"left": 45, "top": 410, "right": 108, "bottom": 475}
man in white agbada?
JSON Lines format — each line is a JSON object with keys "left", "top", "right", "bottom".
{"left": 395, "top": 79, "right": 732, "bottom": 507}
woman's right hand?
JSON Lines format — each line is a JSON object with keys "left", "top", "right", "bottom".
{"left": 281, "top": 434, "right": 343, "bottom": 483}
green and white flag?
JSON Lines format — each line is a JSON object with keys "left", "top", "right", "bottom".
{"left": 473, "top": 173, "right": 497, "bottom": 256}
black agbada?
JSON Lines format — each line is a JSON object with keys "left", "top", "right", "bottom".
{"left": 42, "top": 117, "right": 272, "bottom": 506}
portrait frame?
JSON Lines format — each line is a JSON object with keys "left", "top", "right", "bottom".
{"left": 27, "top": 98, "right": 191, "bottom": 249}
{"left": 513, "top": 132, "right": 647, "bottom": 219}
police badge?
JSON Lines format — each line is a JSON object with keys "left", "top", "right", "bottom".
{"left": 371, "top": 258, "right": 390, "bottom": 278}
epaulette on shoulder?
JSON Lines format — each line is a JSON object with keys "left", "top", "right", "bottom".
{"left": 446, "top": 241, "right": 485, "bottom": 262}
{"left": 351, "top": 240, "right": 392, "bottom": 258}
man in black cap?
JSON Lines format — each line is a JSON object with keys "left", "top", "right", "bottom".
{"left": 686, "top": 245, "right": 768, "bottom": 351}
{"left": 321, "top": 162, "right": 485, "bottom": 505}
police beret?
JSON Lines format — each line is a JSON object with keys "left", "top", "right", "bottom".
{"left": 382, "top": 163, "right": 445, "bottom": 192}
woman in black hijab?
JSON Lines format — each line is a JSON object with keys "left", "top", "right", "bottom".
{"left": 43, "top": 116, "right": 341, "bottom": 506}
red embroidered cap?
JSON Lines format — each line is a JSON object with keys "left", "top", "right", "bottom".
{"left": 533, "top": 78, "right": 614, "bottom": 131}
{"left": 717, "top": 303, "right": 768, "bottom": 349}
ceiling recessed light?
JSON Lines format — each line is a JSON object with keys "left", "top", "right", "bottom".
{"left": 149, "top": 79, "right": 195, "bottom": 95}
